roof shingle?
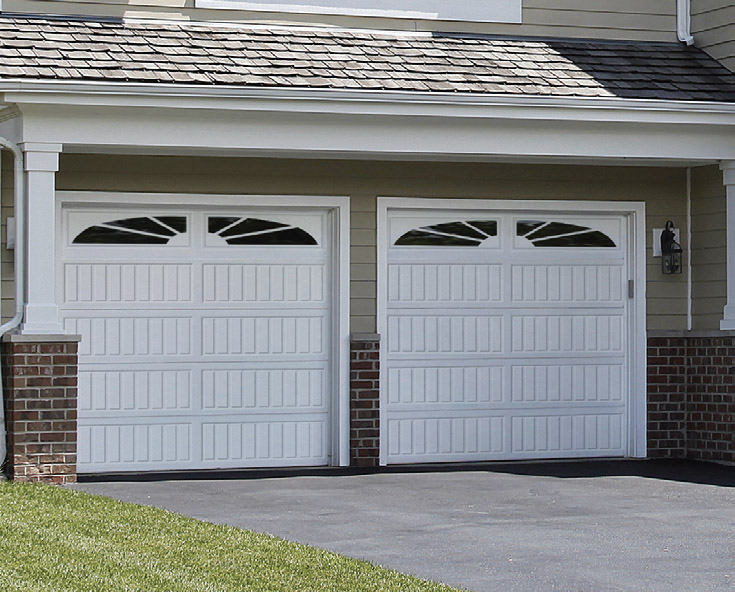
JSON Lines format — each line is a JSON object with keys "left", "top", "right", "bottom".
{"left": 1, "top": 16, "right": 735, "bottom": 102}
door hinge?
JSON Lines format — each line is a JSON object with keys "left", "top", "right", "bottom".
{"left": 628, "top": 279, "right": 634, "bottom": 299}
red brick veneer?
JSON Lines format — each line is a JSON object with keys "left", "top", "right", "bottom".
{"left": 647, "top": 331, "right": 735, "bottom": 463}
{"left": 647, "top": 335, "right": 687, "bottom": 457}
{"left": 686, "top": 334, "right": 735, "bottom": 462}
{"left": 2, "top": 335, "right": 80, "bottom": 484}
{"left": 350, "top": 334, "right": 380, "bottom": 467}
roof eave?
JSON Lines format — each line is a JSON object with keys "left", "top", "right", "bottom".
{"left": 2, "top": 79, "right": 735, "bottom": 125}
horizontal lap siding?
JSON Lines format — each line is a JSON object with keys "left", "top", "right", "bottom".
{"left": 4, "top": 0, "right": 676, "bottom": 42}
{"left": 2, "top": 151, "right": 14, "bottom": 323}
{"left": 693, "top": 1, "right": 735, "bottom": 72}
{"left": 691, "top": 165, "right": 727, "bottom": 330}
{"left": 55, "top": 155, "right": 689, "bottom": 333}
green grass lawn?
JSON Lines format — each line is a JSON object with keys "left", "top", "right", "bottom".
{"left": 0, "top": 482, "right": 461, "bottom": 592}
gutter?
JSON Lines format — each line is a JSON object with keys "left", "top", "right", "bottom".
{"left": 677, "top": 0, "right": 695, "bottom": 46}
{"left": 2, "top": 79, "right": 735, "bottom": 114}
{"left": 0, "top": 137, "right": 26, "bottom": 470}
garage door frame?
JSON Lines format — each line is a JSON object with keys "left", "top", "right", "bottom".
{"left": 57, "top": 191, "right": 351, "bottom": 468}
{"left": 377, "top": 197, "right": 647, "bottom": 465}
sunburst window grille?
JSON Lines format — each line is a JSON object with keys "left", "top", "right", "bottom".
{"left": 516, "top": 220, "right": 616, "bottom": 247}
{"left": 208, "top": 216, "right": 318, "bottom": 245}
{"left": 395, "top": 220, "right": 498, "bottom": 246}
{"left": 72, "top": 216, "right": 187, "bottom": 244}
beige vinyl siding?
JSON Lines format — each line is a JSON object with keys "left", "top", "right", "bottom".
{"left": 691, "top": 165, "right": 727, "bottom": 329}
{"left": 54, "top": 154, "right": 688, "bottom": 333}
{"left": 3, "top": 0, "right": 677, "bottom": 42}
{"left": 692, "top": 1, "right": 735, "bottom": 72}
{"left": 1, "top": 151, "right": 14, "bottom": 322}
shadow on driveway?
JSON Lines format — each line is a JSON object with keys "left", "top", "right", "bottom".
{"left": 80, "top": 458, "right": 734, "bottom": 487}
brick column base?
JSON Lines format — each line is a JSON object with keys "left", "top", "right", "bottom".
{"left": 2, "top": 334, "right": 81, "bottom": 484}
{"left": 647, "top": 331, "right": 735, "bottom": 463}
{"left": 686, "top": 334, "right": 735, "bottom": 462}
{"left": 350, "top": 333, "right": 380, "bottom": 467}
{"left": 647, "top": 335, "right": 687, "bottom": 458}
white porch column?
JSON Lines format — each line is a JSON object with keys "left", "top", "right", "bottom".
{"left": 720, "top": 160, "right": 735, "bottom": 330}
{"left": 20, "top": 142, "right": 64, "bottom": 334}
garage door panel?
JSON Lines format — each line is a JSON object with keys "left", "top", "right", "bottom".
{"left": 388, "top": 264, "right": 503, "bottom": 303}
{"left": 388, "top": 416, "right": 505, "bottom": 459}
{"left": 511, "top": 314, "right": 624, "bottom": 353}
{"left": 387, "top": 315, "right": 504, "bottom": 354}
{"left": 78, "top": 422, "right": 193, "bottom": 470}
{"left": 202, "top": 368, "right": 326, "bottom": 409}
{"left": 510, "top": 363, "right": 624, "bottom": 403}
{"left": 511, "top": 264, "right": 624, "bottom": 303}
{"left": 201, "top": 418, "right": 327, "bottom": 465}
{"left": 511, "top": 414, "right": 624, "bottom": 454}
{"left": 67, "top": 316, "right": 193, "bottom": 358}
{"left": 79, "top": 369, "right": 192, "bottom": 412}
{"left": 64, "top": 263, "right": 193, "bottom": 305}
{"left": 202, "top": 264, "right": 326, "bottom": 303}
{"left": 201, "top": 316, "right": 325, "bottom": 356}
{"left": 387, "top": 366, "right": 505, "bottom": 404}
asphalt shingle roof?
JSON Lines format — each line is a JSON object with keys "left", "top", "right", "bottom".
{"left": 1, "top": 15, "right": 735, "bottom": 102}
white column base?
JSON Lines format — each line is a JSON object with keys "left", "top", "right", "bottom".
{"left": 20, "top": 303, "right": 64, "bottom": 334}
{"left": 721, "top": 308, "right": 735, "bottom": 330}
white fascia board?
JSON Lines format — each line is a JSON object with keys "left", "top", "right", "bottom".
{"left": 3, "top": 80, "right": 735, "bottom": 162}
{"left": 3, "top": 80, "right": 735, "bottom": 126}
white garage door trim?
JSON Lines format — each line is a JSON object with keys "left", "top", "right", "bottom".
{"left": 377, "top": 197, "right": 646, "bottom": 465}
{"left": 57, "top": 191, "right": 351, "bottom": 470}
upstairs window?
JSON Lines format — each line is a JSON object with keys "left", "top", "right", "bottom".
{"left": 197, "top": 0, "right": 521, "bottom": 24}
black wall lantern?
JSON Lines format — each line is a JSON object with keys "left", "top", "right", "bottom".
{"left": 660, "top": 220, "right": 682, "bottom": 274}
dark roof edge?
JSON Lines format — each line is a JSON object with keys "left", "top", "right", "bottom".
{"left": 0, "top": 11, "right": 123, "bottom": 24}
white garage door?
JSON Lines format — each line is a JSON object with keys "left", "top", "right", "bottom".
{"left": 383, "top": 207, "right": 634, "bottom": 463}
{"left": 61, "top": 205, "right": 334, "bottom": 473}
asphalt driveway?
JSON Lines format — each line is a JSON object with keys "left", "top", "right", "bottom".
{"left": 73, "top": 460, "right": 734, "bottom": 592}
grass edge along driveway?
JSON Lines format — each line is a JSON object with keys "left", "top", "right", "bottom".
{"left": 0, "top": 482, "right": 462, "bottom": 592}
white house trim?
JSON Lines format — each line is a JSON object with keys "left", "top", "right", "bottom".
{"left": 56, "top": 191, "right": 351, "bottom": 467}
{"left": 720, "top": 161, "right": 735, "bottom": 330}
{"left": 2, "top": 100, "right": 735, "bottom": 165}
{"left": 21, "top": 142, "right": 64, "bottom": 334}
{"left": 376, "top": 197, "right": 647, "bottom": 465}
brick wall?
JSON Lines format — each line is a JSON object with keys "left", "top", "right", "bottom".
{"left": 350, "top": 333, "right": 380, "bottom": 467}
{"left": 686, "top": 335, "right": 735, "bottom": 462}
{"left": 2, "top": 335, "right": 80, "bottom": 484}
{"left": 647, "top": 331, "right": 735, "bottom": 463}
{"left": 647, "top": 335, "right": 687, "bottom": 457}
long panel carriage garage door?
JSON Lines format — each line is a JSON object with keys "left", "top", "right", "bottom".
{"left": 383, "top": 207, "right": 633, "bottom": 463}
{"left": 61, "top": 205, "right": 333, "bottom": 473}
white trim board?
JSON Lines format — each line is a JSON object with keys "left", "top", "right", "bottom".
{"left": 376, "top": 197, "right": 647, "bottom": 465}
{"left": 5, "top": 83, "right": 735, "bottom": 163}
{"left": 56, "top": 191, "right": 351, "bottom": 468}
{"left": 196, "top": 0, "right": 522, "bottom": 23}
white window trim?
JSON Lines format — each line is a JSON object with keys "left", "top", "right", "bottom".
{"left": 376, "top": 197, "right": 647, "bottom": 465}
{"left": 197, "top": 0, "right": 522, "bottom": 24}
{"left": 57, "top": 191, "right": 352, "bottom": 467}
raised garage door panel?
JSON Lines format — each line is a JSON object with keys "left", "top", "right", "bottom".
{"left": 384, "top": 211, "right": 629, "bottom": 463}
{"left": 61, "top": 207, "right": 332, "bottom": 473}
